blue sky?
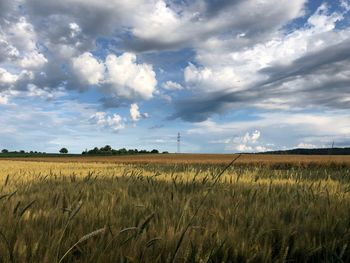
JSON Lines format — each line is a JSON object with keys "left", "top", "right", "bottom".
{"left": 0, "top": 0, "right": 350, "bottom": 153}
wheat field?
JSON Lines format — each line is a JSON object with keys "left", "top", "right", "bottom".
{"left": 0, "top": 155, "right": 350, "bottom": 262}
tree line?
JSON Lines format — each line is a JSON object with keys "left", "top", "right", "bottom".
{"left": 259, "top": 147, "right": 350, "bottom": 155}
{"left": 1, "top": 149, "right": 47, "bottom": 154}
{"left": 1, "top": 146, "right": 167, "bottom": 156}
{"left": 82, "top": 145, "right": 167, "bottom": 155}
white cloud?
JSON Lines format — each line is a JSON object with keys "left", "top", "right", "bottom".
{"left": 231, "top": 130, "right": 262, "bottom": 152}
{"left": 296, "top": 142, "right": 317, "bottom": 148}
{"left": 105, "top": 53, "right": 157, "bottom": 100}
{"left": 162, "top": 80, "right": 183, "bottom": 90}
{"left": 235, "top": 144, "right": 252, "bottom": 152}
{"left": 246, "top": 130, "right": 260, "bottom": 143}
{"left": 184, "top": 63, "right": 246, "bottom": 92}
{"left": 307, "top": 4, "right": 343, "bottom": 32}
{"left": 7, "top": 17, "right": 37, "bottom": 52}
{"left": 0, "top": 39, "right": 19, "bottom": 62}
{"left": 130, "top": 103, "right": 149, "bottom": 122}
{"left": 188, "top": 110, "right": 350, "bottom": 150}
{"left": 71, "top": 52, "right": 157, "bottom": 100}
{"left": 0, "top": 68, "right": 18, "bottom": 84}
{"left": 130, "top": 103, "right": 141, "bottom": 122}
{"left": 27, "top": 84, "right": 65, "bottom": 100}
{"left": 69, "top": 22, "right": 81, "bottom": 38}
{"left": 0, "top": 94, "right": 9, "bottom": 105}
{"left": 72, "top": 52, "right": 105, "bottom": 85}
{"left": 106, "top": 114, "right": 125, "bottom": 132}
{"left": 18, "top": 51, "right": 47, "bottom": 69}
{"left": 132, "top": 1, "right": 181, "bottom": 41}
{"left": 255, "top": 145, "right": 270, "bottom": 152}
{"left": 209, "top": 129, "right": 265, "bottom": 152}
{"left": 189, "top": 112, "right": 350, "bottom": 136}
{"left": 341, "top": 0, "right": 350, "bottom": 11}
{"left": 0, "top": 17, "right": 47, "bottom": 77}
{"left": 90, "top": 112, "right": 125, "bottom": 132}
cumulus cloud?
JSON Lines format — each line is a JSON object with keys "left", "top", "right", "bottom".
{"left": 0, "top": 39, "right": 19, "bottom": 62}
{"left": 1, "top": 1, "right": 161, "bottom": 102}
{"left": 209, "top": 130, "right": 267, "bottom": 152}
{"left": 230, "top": 130, "right": 265, "bottom": 152}
{"left": 130, "top": 103, "right": 141, "bottom": 122}
{"left": 71, "top": 52, "right": 105, "bottom": 85}
{"left": 130, "top": 103, "right": 149, "bottom": 122}
{"left": 0, "top": 90, "right": 16, "bottom": 104}
{"left": 132, "top": 1, "right": 181, "bottom": 42}
{"left": 90, "top": 112, "right": 125, "bottom": 132}
{"left": 162, "top": 81, "right": 183, "bottom": 91}
{"left": 0, "top": 68, "right": 18, "bottom": 85}
{"left": 71, "top": 51, "right": 158, "bottom": 98}
{"left": 17, "top": 51, "right": 47, "bottom": 69}
{"left": 105, "top": 53, "right": 157, "bottom": 100}
{"left": 244, "top": 130, "right": 261, "bottom": 144}
{"left": 26, "top": 84, "right": 65, "bottom": 100}
{"left": 0, "top": 15, "right": 51, "bottom": 94}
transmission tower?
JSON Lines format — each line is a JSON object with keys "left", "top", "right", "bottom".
{"left": 177, "top": 132, "right": 181, "bottom": 153}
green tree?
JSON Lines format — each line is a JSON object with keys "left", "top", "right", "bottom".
{"left": 59, "top": 148, "right": 68, "bottom": 154}
{"left": 101, "top": 145, "right": 112, "bottom": 152}
{"left": 1, "top": 149, "right": 9, "bottom": 153}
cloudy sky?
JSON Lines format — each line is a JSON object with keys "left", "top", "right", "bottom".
{"left": 0, "top": 0, "right": 350, "bottom": 153}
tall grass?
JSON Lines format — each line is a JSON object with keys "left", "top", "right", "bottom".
{"left": 0, "top": 159, "right": 350, "bottom": 262}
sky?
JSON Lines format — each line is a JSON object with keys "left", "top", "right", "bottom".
{"left": 0, "top": 0, "right": 350, "bottom": 153}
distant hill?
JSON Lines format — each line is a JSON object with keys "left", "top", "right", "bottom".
{"left": 259, "top": 147, "right": 350, "bottom": 155}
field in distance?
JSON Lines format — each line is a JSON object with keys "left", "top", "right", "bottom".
{"left": 0, "top": 156, "right": 350, "bottom": 262}
{"left": 2, "top": 153, "right": 350, "bottom": 166}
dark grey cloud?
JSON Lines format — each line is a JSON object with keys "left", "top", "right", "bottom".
{"left": 25, "top": 0, "right": 125, "bottom": 38}
{"left": 172, "top": 77, "right": 350, "bottom": 123}
{"left": 115, "top": 0, "right": 306, "bottom": 52}
{"left": 203, "top": 0, "right": 241, "bottom": 18}
{"left": 121, "top": 37, "right": 190, "bottom": 53}
{"left": 170, "top": 90, "right": 249, "bottom": 122}
{"left": 172, "top": 39, "right": 350, "bottom": 122}
{"left": 260, "top": 39, "right": 350, "bottom": 85}
{"left": 0, "top": 0, "right": 15, "bottom": 18}
{"left": 99, "top": 97, "right": 129, "bottom": 109}
{"left": 149, "top": 124, "right": 165, "bottom": 130}
{"left": 335, "top": 139, "right": 350, "bottom": 147}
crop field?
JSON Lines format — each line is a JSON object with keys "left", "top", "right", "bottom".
{"left": 1, "top": 155, "right": 350, "bottom": 262}
{"left": 2, "top": 153, "right": 350, "bottom": 166}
